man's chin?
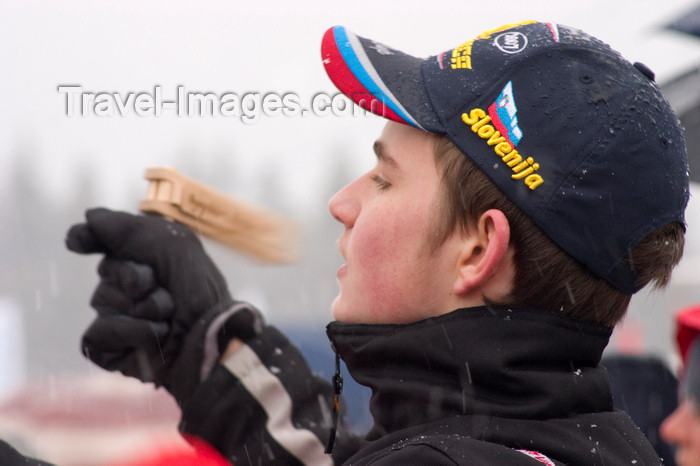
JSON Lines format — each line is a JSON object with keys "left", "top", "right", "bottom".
{"left": 330, "top": 297, "right": 364, "bottom": 324}
{"left": 330, "top": 296, "right": 343, "bottom": 322}
{"left": 676, "top": 449, "right": 700, "bottom": 466}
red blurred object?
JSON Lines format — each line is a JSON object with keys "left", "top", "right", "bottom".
{"left": 109, "top": 435, "right": 231, "bottom": 466}
{"left": 675, "top": 304, "right": 700, "bottom": 362}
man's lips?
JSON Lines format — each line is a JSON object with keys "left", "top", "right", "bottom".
{"left": 337, "top": 263, "right": 347, "bottom": 279}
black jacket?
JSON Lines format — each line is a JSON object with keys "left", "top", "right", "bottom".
{"left": 329, "top": 307, "right": 661, "bottom": 465}
{"left": 0, "top": 439, "right": 52, "bottom": 466}
{"left": 181, "top": 306, "right": 662, "bottom": 465}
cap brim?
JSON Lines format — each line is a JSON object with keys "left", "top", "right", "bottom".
{"left": 321, "top": 26, "right": 442, "bottom": 132}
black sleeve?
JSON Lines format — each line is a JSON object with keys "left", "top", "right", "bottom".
{"left": 178, "top": 325, "right": 362, "bottom": 465}
{"left": 0, "top": 439, "right": 54, "bottom": 466}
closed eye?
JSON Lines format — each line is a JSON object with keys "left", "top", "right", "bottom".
{"left": 371, "top": 174, "right": 391, "bottom": 191}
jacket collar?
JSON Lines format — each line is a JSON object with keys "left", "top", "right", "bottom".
{"left": 326, "top": 306, "right": 614, "bottom": 440}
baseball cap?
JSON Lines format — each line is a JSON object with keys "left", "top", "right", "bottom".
{"left": 321, "top": 21, "right": 689, "bottom": 294}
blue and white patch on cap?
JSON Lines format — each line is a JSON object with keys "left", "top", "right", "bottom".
{"left": 488, "top": 81, "right": 523, "bottom": 146}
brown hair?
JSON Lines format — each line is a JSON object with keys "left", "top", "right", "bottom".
{"left": 431, "top": 135, "right": 685, "bottom": 325}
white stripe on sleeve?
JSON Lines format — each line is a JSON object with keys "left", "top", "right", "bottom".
{"left": 223, "top": 344, "right": 333, "bottom": 466}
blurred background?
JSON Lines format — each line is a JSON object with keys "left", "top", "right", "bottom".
{"left": 1, "top": 1, "right": 700, "bottom": 464}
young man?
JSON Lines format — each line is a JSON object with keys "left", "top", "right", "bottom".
{"left": 66, "top": 20, "right": 688, "bottom": 464}
{"left": 662, "top": 305, "right": 700, "bottom": 466}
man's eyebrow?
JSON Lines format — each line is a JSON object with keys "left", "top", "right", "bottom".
{"left": 373, "top": 141, "right": 399, "bottom": 169}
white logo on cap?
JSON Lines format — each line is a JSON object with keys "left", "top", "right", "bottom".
{"left": 370, "top": 42, "right": 394, "bottom": 55}
{"left": 494, "top": 32, "right": 528, "bottom": 54}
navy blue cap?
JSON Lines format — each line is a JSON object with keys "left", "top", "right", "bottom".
{"left": 321, "top": 21, "right": 689, "bottom": 294}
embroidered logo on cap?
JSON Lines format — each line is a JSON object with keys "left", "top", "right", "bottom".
{"left": 488, "top": 81, "right": 522, "bottom": 145}
{"left": 447, "top": 20, "right": 537, "bottom": 70}
{"left": 461, "top": 81, "right": 543, "bottom": 190}
{"left": 494, "top": 32, "right": 528, "bottom": 54}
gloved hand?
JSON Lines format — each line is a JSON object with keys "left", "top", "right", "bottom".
{"left": 82, "top": 257, "right": 174, "bottom": 382}
{"left": 66, "top": 207, "right": 264, "bottom": 403}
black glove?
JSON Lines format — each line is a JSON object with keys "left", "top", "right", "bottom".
{"left": 66, "top": 207, "right": 263, "bottom": 403}
{"left": 82, "top": 257, "right": 173, "bottom": 381}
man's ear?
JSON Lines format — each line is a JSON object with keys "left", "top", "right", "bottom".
{"left": 453, "top": 209, "right": 511, "bottom": 296}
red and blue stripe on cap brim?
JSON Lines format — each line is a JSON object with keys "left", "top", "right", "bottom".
{"left": 322, "top": 26, "right": 423, "bottom": 129}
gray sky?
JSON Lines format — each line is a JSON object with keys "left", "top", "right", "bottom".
{"left": 3, "top": 0, "right": 700, "bottom": 211}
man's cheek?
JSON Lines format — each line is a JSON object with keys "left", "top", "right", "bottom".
{"left": 354, "top": 223, "right": 392, "bottom": 263}
{"left": 364, "top": 281, "right": 405, "bottom": 322}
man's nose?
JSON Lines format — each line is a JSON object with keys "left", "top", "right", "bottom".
{"left": 660, "top": 401, "right": 691, "bottom": 446}
{"left": 328, "top": 180, "right": 361, "bottom": 228}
